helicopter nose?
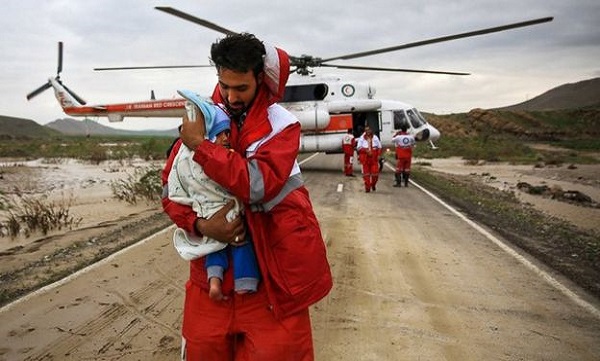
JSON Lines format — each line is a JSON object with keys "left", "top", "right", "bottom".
{"left": 419, "top": 128, "right": 430, "bottom": 141}
{"left": 428, "top": 125, "right": 441, "bottom": 141}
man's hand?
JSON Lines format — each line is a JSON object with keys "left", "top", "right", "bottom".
{"left": 195, "top": 200, "right": 246, "bottom": 244}
{"left": 180, "top": 111, "right": 207, "bottom": 150}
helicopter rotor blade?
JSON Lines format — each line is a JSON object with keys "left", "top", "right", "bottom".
{"left": 320, "top": 17, "right": 553, "bottom": 63}
{"left": 155, "top": 7, "right": 237, "bottom": 36}
{"left": 26, "top": 82, "right": 52, "bottom": 100}
{"left": 94, "top": 64, "right": 212, "bottom": 71}
{"left": 57, "top": 41, "right": 63, "bottom": 75}
{"left": 62, "top": 83, "right": 87, "bottom": 105}
{"left": 320, "top": 63, "right": 470, "bottom": 76}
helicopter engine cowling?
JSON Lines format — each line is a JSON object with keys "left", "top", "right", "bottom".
{"left": 300, "top": 133, "right": 345, "bottom": 153}
{"left": 327, "top": 99, "right": 381, "bottom": 113}
{"left": 289, "top": 107, "right": 331, "bottom": 131}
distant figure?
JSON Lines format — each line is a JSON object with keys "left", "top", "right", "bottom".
{"left": 391, "top": 125, "right": 416, "bottom": 187}
{"left": 342, "top": 128, "right": 356, "bottom": 176}
{"left": 356, "top": 125, "right": 382, "bottom": 192}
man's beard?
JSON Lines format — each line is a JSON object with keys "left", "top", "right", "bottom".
{"left": 225, "top": 98, "right": 255, "bottom": 119}
{"left": 225, "top": 102, "right": 246, "bottom": 118}
{"left": 223, "top": 86, "right": 258, "bottom": 119}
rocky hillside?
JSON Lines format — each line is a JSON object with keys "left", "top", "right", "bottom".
{"left": 496, "top": 77, "right": 600, "bottom": 111}
{"left": 427, "top": 107, "right": 600, "bottom": 141}
{"left": 425, "top": 77, "right": 600, "bottom": 140}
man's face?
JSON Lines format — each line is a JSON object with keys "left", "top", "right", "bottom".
{"left": 365, "top": 126, "right": 372, "bottom": 136}
{"left": 217, "top": 68, "right": 262, "bottom": 118}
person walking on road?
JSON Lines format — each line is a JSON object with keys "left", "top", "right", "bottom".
{"left": 356, "top": 125, "right": 382, "bottom": 192}
{"left": 341, "top": 128, "right": 356, "bottom": 176}
{"left": 391, "top": 124, "right": 416, "bottom": 187}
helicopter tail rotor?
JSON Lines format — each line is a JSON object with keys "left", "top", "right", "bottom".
{"left": 26, "top": 41, "right": 87, "bottom": 105}
{"left": 26, "top": 82, "right": 52, "bottom": 101}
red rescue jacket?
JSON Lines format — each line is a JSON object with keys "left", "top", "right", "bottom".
{"left": 162, "top": 45, "right": 332, "bottom": 319}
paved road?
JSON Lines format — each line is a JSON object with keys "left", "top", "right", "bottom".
{"left": 1, "top": 153, "right": 599, "bottom": 360}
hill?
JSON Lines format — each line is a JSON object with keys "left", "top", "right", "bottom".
{"left": 0, "top": 116, "right": 178, "bottom": 139}
{"left": 496, "top": 77, "right": 600, "bottom": 111}
{"left": 427, "top": 107, "right": 600, "bottom": 142}
{"left": 425, "top": 77, "right": 600, "bottom": 141}
{"left": 45, "top": 118, "right": 178, "bottom": 137}
{"left": 0, "top": 115, "right": 62, "bottom": 139}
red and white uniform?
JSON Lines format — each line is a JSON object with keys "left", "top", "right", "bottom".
{"left": 392, "top": 131, "right": 415, "bottom": 173}
{"left": 356, "top": 133, "right": 382, "bottom": 191}
{"left": 341, "top": 133, "right": 356, "bottom": 176}
{"left": 162, "top": 44, "right": 332, "bottom": 360}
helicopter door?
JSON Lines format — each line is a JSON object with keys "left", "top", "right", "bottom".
{"left": 352, "top": 111, "right": 380, "bottom": 137}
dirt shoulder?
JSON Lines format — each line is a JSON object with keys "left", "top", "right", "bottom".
{"left": 412, "top": 157, "right": 600, "bottom": 299}
{"left": 0, "top": 158, "right": 170, "bottom": 307}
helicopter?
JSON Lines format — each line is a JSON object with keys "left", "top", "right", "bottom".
{"left": 27, "top": 7, "right": 553, "bottom": 153}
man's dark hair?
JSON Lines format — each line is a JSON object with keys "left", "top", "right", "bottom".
{"left": 400, "top": 124, "right": 408, "bottom": 132}
{"left": 210, "top": 33, "right": 266, "bottom": 76}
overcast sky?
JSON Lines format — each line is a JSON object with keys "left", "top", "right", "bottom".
{"left": 1, "top": 0, "right": 598, "bottom": 130}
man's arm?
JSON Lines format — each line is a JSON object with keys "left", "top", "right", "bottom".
{"left": 191, "top": 123, "right": 301, "bottom": 205}
{"left": 161, "top": 139, "right": 243, "bottom": 244}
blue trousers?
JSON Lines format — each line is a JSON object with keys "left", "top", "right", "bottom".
{"left": 205, "top": 237, "right": 260, "bottom": 292}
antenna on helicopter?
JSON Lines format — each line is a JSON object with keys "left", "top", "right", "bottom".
{"left": 26, "top": 42, "right": 87, "bottom": 105}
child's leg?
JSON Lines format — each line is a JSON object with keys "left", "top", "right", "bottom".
{"left": 231, "top": 239, "right": 260, "bottom": 293}
{"left": 205, "top": 249, "right": 228, "bottom": 301}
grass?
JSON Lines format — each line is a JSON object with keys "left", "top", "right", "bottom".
{"left": 0, "top": 135, "right": 174, "bottom": 161}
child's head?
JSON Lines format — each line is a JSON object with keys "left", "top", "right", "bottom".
{"left": 213, "top": 129, "right": 231, "bottom": 147}
{"left": 209, "top": 107, "right": 231, "bottom": 147}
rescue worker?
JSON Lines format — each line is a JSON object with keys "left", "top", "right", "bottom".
{"left": 391, "top": 124, "right": 416, "bottom": 187}
{"left": 161, "top": 33, "right": 332, "bottom": 360}
{"left": 341, "top": 128, "right": 356, "bottom": 176}
{"left": 356, "top": 125, "right": 382, "bottom": 192}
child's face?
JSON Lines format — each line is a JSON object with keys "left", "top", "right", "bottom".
{"left": 214, "top": 130, "right": 231, "bottom": 148}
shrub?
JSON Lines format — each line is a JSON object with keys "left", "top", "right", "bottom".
{"left": 0, "top": 192, "right": 82, "bottom": 238}
{"left": 110, "top": 165, "right": 162, "bottom": 205}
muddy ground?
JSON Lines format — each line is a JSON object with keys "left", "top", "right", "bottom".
{"left": 0, "top": 155, "right": 598, "bottom": 360}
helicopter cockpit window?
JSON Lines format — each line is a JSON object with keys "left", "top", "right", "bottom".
{"left": 282, "top": 83, "right": 329, "bottom": 102}
{"left": 393, "top": 110, "right": 409, "bottom": 130}
{"left": 406, "top": 109, "right": 425, "bottom": 128}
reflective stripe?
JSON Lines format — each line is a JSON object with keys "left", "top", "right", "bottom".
{"left": 162, "top": 184, "right": 169, "bottom": 199}
{"left": 250, "top": 173, "right": 304, "bottom": 212}
{"left": 248, "top": 159, "right": 265, "bottom": 204}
